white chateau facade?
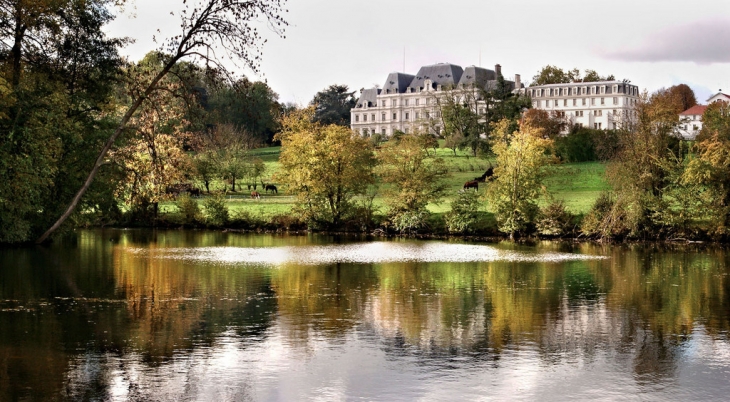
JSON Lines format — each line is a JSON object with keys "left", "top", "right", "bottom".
{"left": 526, "top": 81, "right": 641, "bottom": 130}
{"left": 350, "top": 63, "right": 522, "bottom": 137}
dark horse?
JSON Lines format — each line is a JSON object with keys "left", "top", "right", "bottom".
{"left": 463, "top": 180, "right": 479, "bottom": 191}
{"left": 265, "top": 184, "right": 278, "bottom": 194}
{"left": 474, "top": 166, "right": 495, "bottom": 182}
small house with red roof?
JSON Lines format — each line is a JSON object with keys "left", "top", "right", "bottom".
{"left": 678, "top": 104, "right": 707, "bottom": 139}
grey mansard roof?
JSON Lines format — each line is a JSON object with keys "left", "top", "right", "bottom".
{"left": 458, "top": 66, "right": 496, "bottom": 88}
{"left": 356, "top": 87, "right": 381, "bottom": 107}
{"left": 353, "top": 62, "right": 521, "bottom": 107}
{"left": 408, "top": 63, "right": 463, "bottom": 91}
{"left": 382, "top": 72, "right": 415, "bottom": 94}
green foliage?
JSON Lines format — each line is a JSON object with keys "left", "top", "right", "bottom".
{"left": 445, "top": 191, "right": 480, "bottom": 233}
{"left": 389, "top": 208, "right": 430, "bottom": 234}
{"left": 204, "top": 193, "right": 229, "bottom": 226}
{"left": 310, "top": 84, "right": 356, "bottom": 126}
{"left": 376, "top": 135, "right": 448, "bottom": 230}
{"left": 176, "top": 194, "right": 202, "bottom": 224}
{"left": 536, "top": 200, "right": 574, "bottom": 236}
{"left": 555, "top": 128, "right": 597, "bottom": 162}
{"left": 531, "top": 65, "right": 614, "bottom": 85}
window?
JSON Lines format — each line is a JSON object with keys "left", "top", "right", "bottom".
{"left": 425, "top": 111, "right": 430, "bottom": 118}
{"left": 355, "top": 115, "right": 359, "bottom": 122}
{"left": 591, "top": 98, "right": 595, "bottom": 105}
{"left": 382, "top": 113, "right": 386, "bottom": 121}
{"left": 405, "top": 99, "right": 409, "bottom": 106}
{"left": 363, "top": 114, "right": 367, "bottom": 122}
{"left": 405, "top": 112, "right": 409, "bottom": 120}
{"left": 600, "top": 98, "right": 605, "bottom": 105}
{"left": 392, "top": 100, "right": 397, "bottom": 106}
{"left": 363, "top": 128, "right": 368, "bottom": 135}
{"left": 546, "top": 100, "right": 550, "bottom": 107}
{"left": 594, "top": 123, "right": 598, "bottom": 129}
{"left": 382, "top": 128, "right": 386, "bottom": 135}
{"left": 415, "top": 112, "right": 420, "bottom": 119}
{"left": 598, "top": 122, "right": 602, "bottom": 129}
{"left": 371, "top": 114, "right": 375, "bottom": 121}
{"left": 392, "top": 113, "right": 397, "bottom": 120}
{"left": 426, "top": 98, "right": 430, "bottom": 105}
{"left": 613, "top": 97, "right": 618, "bottom": 105}
{"left": 381, "top": 101, "right": 386, "bottom": 107}
{"left": 573, "top": 99, "right": 577, "bottom": 106}
{"left": 581, "top": 87, "right": 586, "bottom": 95}
{"left": 693, "top": 124, "right": 698, "bottom": 131}
{"left": 415, "top": 99, "right": 420, "bottom": 106}
{"left": 582, "top": 98, "right": 586, "bottom": 106}
{"left": 563, "top": 99, "right": 567, "bottom": 106}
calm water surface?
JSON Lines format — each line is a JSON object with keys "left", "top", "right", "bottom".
{"left": 1, "top": 229, "right": 730, "bottom": 401}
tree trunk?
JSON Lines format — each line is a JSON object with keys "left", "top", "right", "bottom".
{"left": 36, "top": 55, "right": 181, "bottom": 244}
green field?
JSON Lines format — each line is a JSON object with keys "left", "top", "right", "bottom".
{"left": 161, "top": 145, "right": 609, "bottom": 218}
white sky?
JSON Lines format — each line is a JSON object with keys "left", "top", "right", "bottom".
{"left": 106, "top": 0, "right": 730, "bottom": 105}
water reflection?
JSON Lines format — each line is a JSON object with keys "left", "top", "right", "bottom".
{"left": 1, "top": 230, "right": 729, "bottom": 400}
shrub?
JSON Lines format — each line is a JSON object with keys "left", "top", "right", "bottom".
{"left": 175, "top": 194, "right": 202, "bottom": 225}
{"left": 536, "top": 200, "right": 574, "bottom": 236}
{"left": 204, "top": 193, "right": 229, "bottom": 226}
{"left": 445, "top": 191, "right": 480, "bottom": 233}
{"left": 390, "top": 208, "right": 430, "bottom": 234}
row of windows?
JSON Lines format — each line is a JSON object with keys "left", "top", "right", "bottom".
{"left": 354, "top": 110, "right": 438, "bottom": 123}
{"left": 531, "top": 85, "right": 638, "bottom": 97}
{"left": 533, "top": 97, "right": 639, "bottom": 108}
{"left": 376, "top": 98, "right": 433, "bottom": 108}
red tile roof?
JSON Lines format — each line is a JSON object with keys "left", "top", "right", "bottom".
{"left": 680, "top": 105, "right": 707, "bottom": 116}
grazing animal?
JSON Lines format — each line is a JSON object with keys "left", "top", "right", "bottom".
{"left": 251, "top": 191, "right": 261, "bottom": 200}
{"left": 463, "top": 180, "right": 479, "bottom": 191}
{"left": 474, "top": 166, "right": 495, "bottom": 182}
{"left": 265, "top": 184, "right": 278, "bottom": 194}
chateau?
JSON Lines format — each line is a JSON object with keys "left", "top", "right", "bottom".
{"left": 350, "top": 63, "right": 522, "bottom": 137}
{"left": 525, "top": 81, "right": 641, "bottom": 130}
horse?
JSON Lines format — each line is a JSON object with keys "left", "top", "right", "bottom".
{"left": 463, "top": 180, "right": 479, "bottom": 191}
{"left": 265, "top": 184, "right": 278, "bottom": 194}
{"left": 474, "top": 166, "right": 495, "bottom": 182}
{"left": 251, "top": 191, "right": 261, "bottom": 200}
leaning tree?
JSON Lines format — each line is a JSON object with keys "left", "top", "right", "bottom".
{"left": 37, "top": 0, "right": 288, "bottom": 243}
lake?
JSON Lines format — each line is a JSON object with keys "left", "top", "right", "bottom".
{"left": 1, "top": 229, "right": 729, "bottom": 401}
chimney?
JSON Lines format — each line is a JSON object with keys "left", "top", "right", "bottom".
{"left": 515, "top": 74, "right": 521, "bottom": 89}
{"left": 495, "top": 64, "right": 502, "bottom": 77}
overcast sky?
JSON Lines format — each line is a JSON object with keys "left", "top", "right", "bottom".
{"left": 106, "top": 0, "right": 730, "bottom": 105}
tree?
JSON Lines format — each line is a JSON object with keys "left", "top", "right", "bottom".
{"left": 376, "top": 135, "right": 448, "bottom": 232}
{"left": 310, "top": 84, "right": 356, "bottom": 126}
{"left": 276, "top": 107, "right": 375, "bottom": 228}
{"left": 531, "top": 65, "right": 569, "bottom": 85}
{"left": 1, "top": 0, "right": 126, "bottom": 243}
{"left": 487, "top": 120, "right": 554, "bottom": 238}
{"left": 36, "top": 0, "right": 288, "bottom": 243}
{"left": 437, "top": 88, "right": 482, "bottom": 156}
{"left": 531, "top": 65, "right": 614, "bottom": 85}
{"left": 521, "top": 109, "right": 566, "bottom": 139}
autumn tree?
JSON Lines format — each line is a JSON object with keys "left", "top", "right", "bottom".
{"left": 376, "top": 135, "right": 448, "bottom": 232}
{"left": 37, "top": 0, "right": 288, "bottom": 243}
{"left": 521, "top": 109, "right": 567, "bottom": 139}
{"left": 487, "top": 120, "right": 554, "bottom": 238}
{"left": 276, "top": 107, "right": 375, "bottom": 228}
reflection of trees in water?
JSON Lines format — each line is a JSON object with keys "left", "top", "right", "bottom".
{"left": 4, "top": 233, "right": 730, "bottom": 399}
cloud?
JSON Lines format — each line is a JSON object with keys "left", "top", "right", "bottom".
{"left": 599, "top": 19, "right": 730, "bottom": 64}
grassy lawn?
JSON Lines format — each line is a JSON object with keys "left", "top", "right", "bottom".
{"left": 162, "top": 145, "right": 608, "bottom": 218}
